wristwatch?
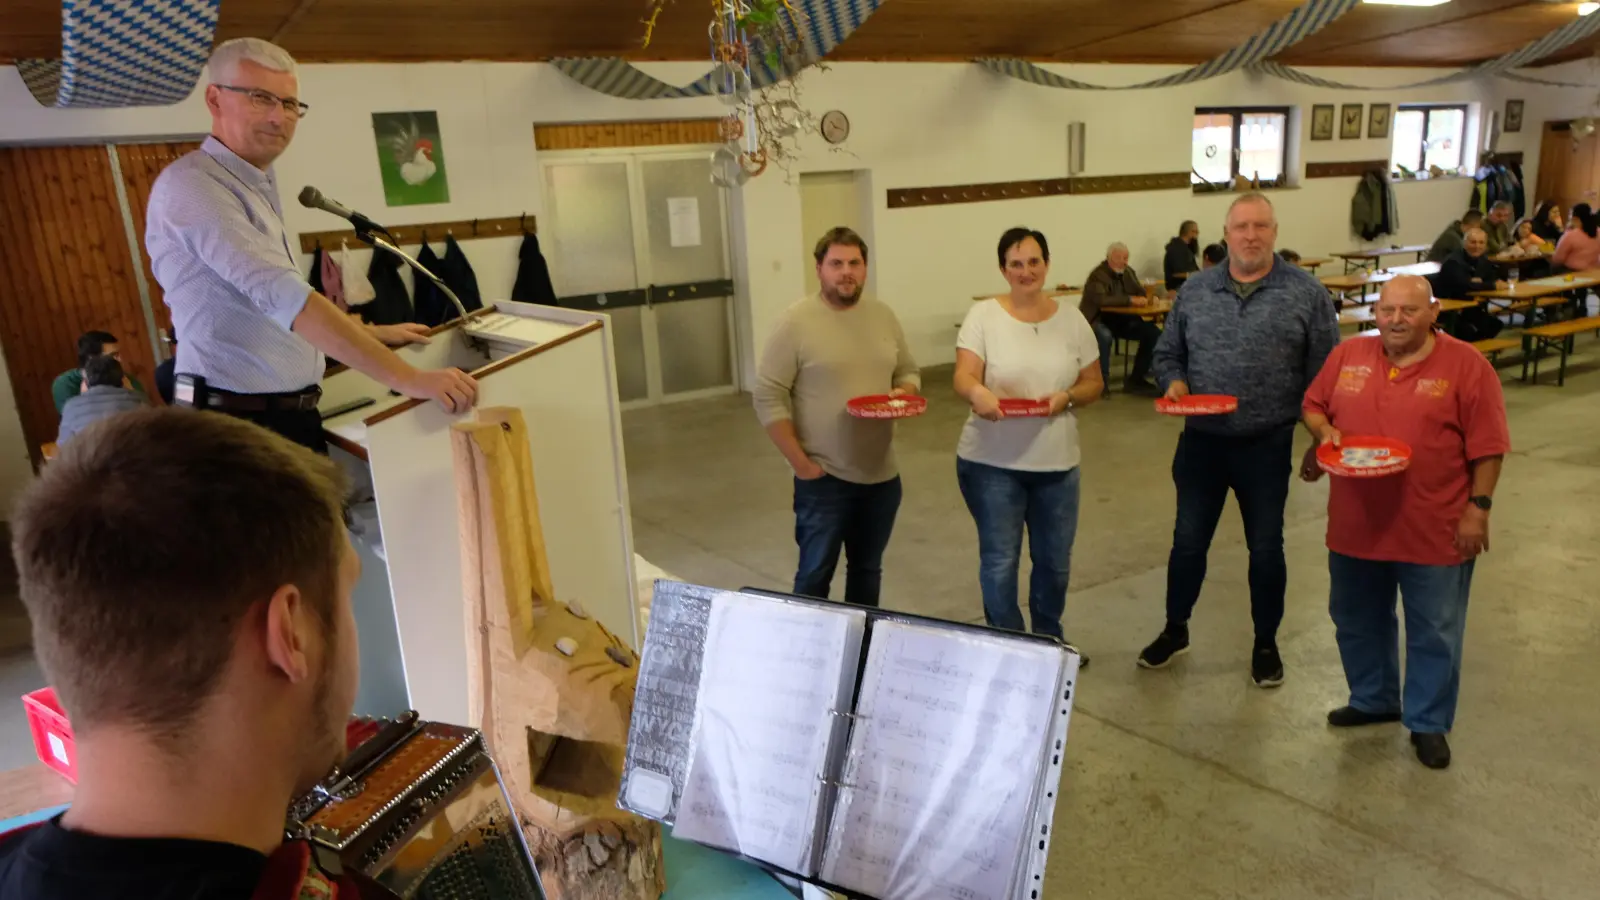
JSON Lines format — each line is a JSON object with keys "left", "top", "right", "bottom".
{"left": 1469, "top": 495, "right": 1493, "bottom": 511}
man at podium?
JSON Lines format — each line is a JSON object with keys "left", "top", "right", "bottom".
{"left": 146, "top": 37, "right": 477, "bottom": 452}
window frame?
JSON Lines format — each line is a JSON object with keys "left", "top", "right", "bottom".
{"left": 1192, "top": 105, "right": 1292, "bottom": 194}
{"left": 1390, "top": 104, "right": 1468, "bottom": 179}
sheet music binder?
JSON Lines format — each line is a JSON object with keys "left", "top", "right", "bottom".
{"left": 619, "top": 581, "right": 1080, "bottom": 900}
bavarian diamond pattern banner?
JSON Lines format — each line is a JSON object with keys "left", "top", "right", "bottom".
{"left": 18, "top": 0, "right": 220, "bottom": 108}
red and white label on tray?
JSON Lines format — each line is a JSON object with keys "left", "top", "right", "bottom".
{"left": 997, "top": 398, "right": 1051, "bottom": 418}
{"left": 1154, "top": 394, "right": 1239, "bottom": 416}
{"left": 1316, "top": 436, "right": 1413, "bottom": 478}
{"left": 846, "top": 394, "right": 928, "bottom": 419}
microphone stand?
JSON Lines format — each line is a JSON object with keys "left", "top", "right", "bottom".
{"left": 358, "top": 227, "right": 490, "bottom": 360}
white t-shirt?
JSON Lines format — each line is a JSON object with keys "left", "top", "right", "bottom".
{"left": 956, "top": 298, "right": 1100, "bottom": 472}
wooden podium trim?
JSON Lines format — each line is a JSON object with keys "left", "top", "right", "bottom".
{"left": 363, "top": 319, "right": 604, "bottom": 428}
{"left": 324, "top": 307, "right": 499, "bottom": 380}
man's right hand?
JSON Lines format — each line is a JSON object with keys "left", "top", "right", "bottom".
{"left": 403, "top": 367, "right": 479, "bottom": 413}
{"left": 794, "top": 458, "right": 827, "bottom": 481}
{"left": 1164, "top": 379, "right": 1190, "bottom": 401}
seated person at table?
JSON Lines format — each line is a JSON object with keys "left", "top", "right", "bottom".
{"left": 1531, "top": 201, "right": 1564, "bottom": 243}
{"left": 50, "top": 331, "right": 146, "bottom": 414}
{"left": 1430, "top": 228, "right": 1505, "bottom": 342}
{"left": 1278, "top": 249, "right": 1302, "bottom": 265}
{"left": 1483, "top": 202, "right": 1514, "bottom": 256}
{"left": 1551, "top": 204, "right": 1600, "bottom": 273}
{"left": 1427, "top": 209, "right": 1484, "bottom": 263}
{"left": 1081, "top": 243, "right": 1161, "bottom": 395}
{"left": 1163, "top": 220, "right": 1200, "bottom": 290}
{"left": 0, "top": 410, "right": 362, "bottom": 899}
{"left": 56, "top": 356, "right": 148, "bottom": 447}
{"left": 1201, "top": 243, "right": 1227, "bottom": 269}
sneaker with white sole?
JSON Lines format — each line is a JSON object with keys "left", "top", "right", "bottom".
{"left": 1137, "top": 627, "right": 1190, "bottom": 669}
{"left": 1251, "top": 644, "right": 1285, "bottom": 688}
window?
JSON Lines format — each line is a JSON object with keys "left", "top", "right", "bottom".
{"left": 1192, "top": 107, "right": 1289, "bottom": 192}
{"left": 1390, "top": 105, "right": 1466, "bottom": 178}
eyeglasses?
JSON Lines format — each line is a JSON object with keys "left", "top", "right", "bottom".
{"left": 216, "top": 84, "right": 310, "bottom": 119}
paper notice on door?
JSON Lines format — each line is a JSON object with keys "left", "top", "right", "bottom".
{"left": 668, "top": 197, "right": 702, "bottom": 248}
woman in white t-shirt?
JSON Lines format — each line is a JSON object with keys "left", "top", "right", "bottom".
{"left": 953, "top": 228, "right": 1104, "bottom": 659}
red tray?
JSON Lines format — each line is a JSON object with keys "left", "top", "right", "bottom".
{"left": 1316, "top": 436, "right": 1413, "bottom": 478}
{"left": 847, "top": 394, "right": 927, "bottom": 419}
{"left": 1154, "top": 394, "right": 1238, "bottom": 416}
{"left": 998, "top": 398, "right": 1051, "bottom": 418}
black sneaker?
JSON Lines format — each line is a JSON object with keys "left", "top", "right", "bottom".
{"left": 1251, "top": 644, "right": 1284, "bottom": 688}
{"left": 1137, "top": 627, "right": 1190, "bottom": 669}
{"left": 1411, "top": 732, "right": 1451, "bottom": 769}
{"left": 1327, "top": 706, "right": 1401, "bottom": 727}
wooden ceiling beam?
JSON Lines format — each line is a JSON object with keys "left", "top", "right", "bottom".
{"left": 1046, "top": 0, "right": 1251, "bottom": 58}
{"left": 1277, "top": 0, "right": 1545, "bottom": 62}
{"left": 271, "top": 0, "right": 322, "bottom": 42}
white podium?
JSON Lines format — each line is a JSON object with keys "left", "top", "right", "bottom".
{"left": 319, "top": 303, "right": 639, "bottom": 726}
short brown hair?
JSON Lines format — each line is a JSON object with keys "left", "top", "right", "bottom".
{"left": 813, "top": 227, "right": 868, "bottom": 265}
{"left": 11, "top": 409, "right": 347, "bottom": 738}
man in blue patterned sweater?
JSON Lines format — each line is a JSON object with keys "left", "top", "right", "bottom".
{"left": 1138, "top": 193, "right": 1340, "bottom": 688}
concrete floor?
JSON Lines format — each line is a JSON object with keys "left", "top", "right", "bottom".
{"left": 624, "top": 350, "right": 1600, "bottom": 900}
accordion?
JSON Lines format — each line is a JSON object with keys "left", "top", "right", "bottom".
{"left": 286, "top": 712, "right": 546, "bottom": 899}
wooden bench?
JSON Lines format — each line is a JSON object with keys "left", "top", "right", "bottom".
{"left": 1506, "top": 294, "right": 1579, "bottom": 328}
{"left": 1521, "top": 316, "right": 1600, "bottom": 385}
{"left": 1473, "top": 338, "right": 1521, "bottom": 361}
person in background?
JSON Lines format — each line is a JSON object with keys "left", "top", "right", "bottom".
{"left": 0, "top": 410, "right": 361, "bottom": 898}
{"left": 1566, "top": 202, "right": 1590, "bottom": 233}
{"left": 1164, "top": 220, "right": 1200, "bottom": 291}
{"left": 1530, "top": 201, "right": 1564, "bottom": 243}
{"left": 1140, "top": 192, "right": 1340, "bottom": 688}
{"left": 1431, "top": 228, "right": 1507, "bottom": 342}
{"left": 1510, "top": 219, "right": 1545, "bottom": 253}
{"left": 1427, "top": 209, "right": 1484, "bottom": 264}
{"left": 155, "top": 332, "right": 178, "bottom": 406}
{"left": 1301, "top": 275, "right": 1508, "bottom": 770}
{"left": 954, "top": 227, "right": 1102, "bottom": 658}
{"left": 145, "top": 37, "right": 475, "bottom": 453}
{"left": 1278, "top": 249, "right": 1302, "bottom": 265}
{"left": 1201, "top": 243, "right": 1228, "bottom": 269}
{"left": 56, "top": 356, "right": 148, "bottom": 447}
{"left": 1081, "top": 243, "right": 1162, "bottom": 395}
{"left": 1483, "top": 201, "right": 1514, "bottom": 255}
{"left": 51, "top": 331, "right": 146, "bottom": 414}
{"left": 1551, "top": 204, "right": 1600, "bottom": 273}
{"left": 754, "top": 227, "right": 920, "bottom": 608}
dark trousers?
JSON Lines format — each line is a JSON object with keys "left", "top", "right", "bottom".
{"left": 212, "top": 406, "right": 328, "bottom": 455}
{"left": 1106, "top": 316, "right": 1163, "bottom": 383}
{"left": 792, "top": 474, "right": 902, "bottom": 607}
{"left": 1164, "top": 426, "right": 1293, "bottom": 643}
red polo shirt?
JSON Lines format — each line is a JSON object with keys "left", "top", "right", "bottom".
{"left": 1303, "top": 333, "right": 1511, "bottom": 566}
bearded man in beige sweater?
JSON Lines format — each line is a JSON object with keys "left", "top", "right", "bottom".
{"left": 753, "top": 227, "right": 920, "bottom": 607}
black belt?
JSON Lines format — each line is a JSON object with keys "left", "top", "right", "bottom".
{"left": 195, "top": 386, "right": 322, "bottom": 413}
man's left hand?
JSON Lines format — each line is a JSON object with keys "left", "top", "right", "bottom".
{"left": 371, "top": 323, "right": 433, "bottom": 348}
{"left": 1456, "top": 506, "right": 1490, "bottom": 557}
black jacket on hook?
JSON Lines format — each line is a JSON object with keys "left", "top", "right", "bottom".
{"left": 511, "top": 232, "right": 559, "bottom": 306}
{"left": 362, "top": 249, "right": 414, "bottom": 326}
{"left": 413, "top": 240, "right": 451, "bottom": 327}
{"left": 440, "top": 235, "right": 483, "bottom": 313}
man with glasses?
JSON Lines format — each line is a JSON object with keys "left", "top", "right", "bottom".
{"left": 146, "top": 38, "right": 476, "bottom": 452}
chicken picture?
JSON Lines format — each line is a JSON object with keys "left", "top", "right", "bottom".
{"left": 371, "top": 110, "right": 451, "bottom": 206}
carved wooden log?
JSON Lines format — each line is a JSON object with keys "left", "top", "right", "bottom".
{"left": 451, "top": 408, "right": 664, "bottom": 900}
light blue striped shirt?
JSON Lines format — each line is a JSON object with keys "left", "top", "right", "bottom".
{"left": 146, "top": 136, "right": 323, "bottom": 393}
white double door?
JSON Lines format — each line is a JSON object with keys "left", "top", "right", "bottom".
{"left": 540, "top": 149, "right": 738, "bottom": 405}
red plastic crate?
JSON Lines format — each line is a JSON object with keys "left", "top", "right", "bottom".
{"left": 22, "top": 687, "right": 76, "bottom": 784}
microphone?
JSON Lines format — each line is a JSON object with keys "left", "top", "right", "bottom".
{"left": 298, "top": 186, "right": 390, "bottom": 239}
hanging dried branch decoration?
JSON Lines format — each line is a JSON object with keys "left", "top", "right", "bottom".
{"left": 641, "top": 0, "right": 671, "bottom": 48}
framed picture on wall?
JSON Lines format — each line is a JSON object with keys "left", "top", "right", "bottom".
{"left": 1368, "top": 103, "right": 1392, "bottom": 140}
{"left": 371, "top": 110, "right": 452, "bottom": 207}
{"left": 1340, "top": 104, "right": 1364, "bottom": 140}
{"left": 1311, "top": 104, "right": 1335, "bottom": 141}
{"left": 1505, "top": 99, "right": 1525, "bottom": 133}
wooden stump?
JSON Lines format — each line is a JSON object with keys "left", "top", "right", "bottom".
{"left": 451, "top": 408, "right": 664, "bottom": 900}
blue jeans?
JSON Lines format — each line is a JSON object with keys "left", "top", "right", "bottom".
{"left": 1093, "top": 322, "right": 1113, "bottom": 384}
{"left": 956, "top": 458, "right": 1081, "bottom": 639}
{"left": 793, "top": 474, "right": 902, "bottom": 607}
{"left": 1328, "top": 552, "right": 1475, "bottom": 734}
{"left": 1164, "top": 426, "right": 1293, "bottom": 643}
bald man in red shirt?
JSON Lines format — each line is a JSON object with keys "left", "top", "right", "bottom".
{"left": 1301, "top": 275, "right": 1509, "bottom": 771}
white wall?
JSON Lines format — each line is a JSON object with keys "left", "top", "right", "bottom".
{"left": 0, "top": 57, "right": 1592, "bottom": 446}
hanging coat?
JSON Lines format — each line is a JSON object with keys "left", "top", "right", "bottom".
{"left": 1351, "top": 171, "right": 1397, "bottom": 241}
{"left": 308, "top": 246, "right": 325, "bottom": 294}
{"left": 511, "top": 232, "right": 558, "bottom": 306}
{"left": 320, "top": 248, "right": 346, "bottom": 310}
{"left": 440, "top": 235, "right": 483, "bottom": 313}
{"left": 340, "top": 242, "right": 376, "bottom": 309}
{"left": 413, "top": 240, "right": 451, "bottom": 327}
{"left": 361, "top": 249, "right": 413, "bottom": 325}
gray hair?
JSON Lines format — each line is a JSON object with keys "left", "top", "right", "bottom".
{"left": 1490, "top": 200, "right": 1513, "bottom": 213}
{"left": 1229, "top": 191, "right": 1275, "bottom": 215}
{"left": 208, "top": 38, "right": 297, "bottom": 83}
{"left": 1106, "top": 242, "right": 1129, "bottom": 257}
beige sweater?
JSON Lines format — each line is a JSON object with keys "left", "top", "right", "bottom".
{"left": 753, "top": 295, "right": 920, "bottom": 484}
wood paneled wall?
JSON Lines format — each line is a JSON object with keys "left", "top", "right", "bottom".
{"left": 116, "top": 141, "right": 201, "bottom": 336}
{"left": 534, "top": 119, "right": 722, "bottom": 151}
{"left": 0, "top": 144, "right": 182, "bottom": 465}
